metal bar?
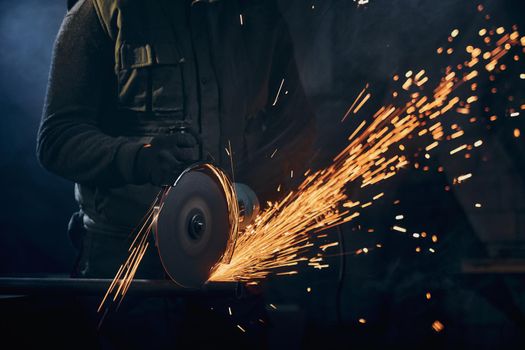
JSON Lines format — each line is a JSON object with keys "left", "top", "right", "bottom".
{"left": 0, "top": 277, "right": 243, "bottom": 298}
{"left": 462, "top": 259, "right": 525, "bottom": 274}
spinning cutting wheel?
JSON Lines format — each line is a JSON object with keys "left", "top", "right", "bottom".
{"left": 154, "top": 164, "right": 256, "bottom": 288}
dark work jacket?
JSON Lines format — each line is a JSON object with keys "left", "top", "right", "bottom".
{"left": 38, "top": 0, "right": 315, "bottom": 236}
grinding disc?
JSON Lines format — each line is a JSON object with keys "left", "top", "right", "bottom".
{"left": 155, "top": 166, "right": 232, "bottom": 288}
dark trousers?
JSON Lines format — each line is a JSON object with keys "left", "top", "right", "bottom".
{"left": 72, "top": 229, "right": 182, "bottom": 350}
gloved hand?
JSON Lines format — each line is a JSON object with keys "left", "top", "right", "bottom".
{"left": 134, "top": 133, "right": 199, "bottom": 186}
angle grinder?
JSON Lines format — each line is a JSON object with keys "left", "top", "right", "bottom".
{"left": 154, "top": 163, "right": 259, "bottom": 288}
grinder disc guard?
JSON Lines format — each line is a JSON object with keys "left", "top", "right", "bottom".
{"left": 155, "top": 165, "right": 236, "bottom": 288}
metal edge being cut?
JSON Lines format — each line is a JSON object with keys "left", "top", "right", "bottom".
{"left": 154, "top": 163, "right": 239, "bottom": 288}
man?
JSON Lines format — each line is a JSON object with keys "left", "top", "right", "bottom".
{"left": 37, "top": 0, "right": 314, "bottom": 347}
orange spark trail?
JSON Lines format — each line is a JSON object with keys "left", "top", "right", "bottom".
{"left": 98, "top": 187, "right": 168, "bottom": 313}
{"left": 209, "top": 28, "right": 522, "bottom": 281}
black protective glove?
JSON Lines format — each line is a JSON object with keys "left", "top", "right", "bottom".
{"left": 134, "top": 133, "right": 199, "bottom": 186}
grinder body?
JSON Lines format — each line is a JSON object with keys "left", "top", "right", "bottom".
{"left": 154, "top": 164, "right": 258, "bottom": 288}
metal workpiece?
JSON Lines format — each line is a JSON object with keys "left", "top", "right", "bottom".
{"left": 0, "top": 277, "right": 244, "bottom": 298}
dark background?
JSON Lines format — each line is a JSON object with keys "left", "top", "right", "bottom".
{"left": 1, "top": 0, "right": 524, "bottom": 348}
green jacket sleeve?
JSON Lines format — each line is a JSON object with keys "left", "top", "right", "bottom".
{"left": 37, "top": 0, "right": 143, "bottom": 187}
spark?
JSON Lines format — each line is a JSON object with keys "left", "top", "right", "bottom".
{"left": 341, "top": 85, "right": 369, "bottom": 122}
{"left": 466, "top": 96, "right": 478, "bottom": 104}
{"left": 456, "top": 173, "right": 472, "bottom": 183}
{"left": 373, "top": 192, "right": 384, "bottom": 200}
{"left": 276, "top": 271, "right": 298, "bottom": 276}
{"left": 402, "top": 78, "right": 413, "bottom": 90}
{"left": 425, "top": 141, "right": 439, "bottom": 151}
{"left": 432, "top": 320, "right": 444, "bottom": 332}
{"left": 353, "top": 93, "right": 371, "bottom": 114}
{"left": 272, "top": 78, "right": 285, "bottom": 106}
{"left": 450, "top": 144, "right": 467, "bottom": 155}
{"left": 347, "top": 120, "right": 367, "bottom": 141}
{"left": 451, "top": 130, "right": 464, "bottom": 139}
{"left": 227, "top": 140, "right": 235, "bottom": 184}
{"left": 320, "top": 242, "right": 339, "bottom": 251}
{"left": 392, "top": 226, "right": 407, "bottom": 233}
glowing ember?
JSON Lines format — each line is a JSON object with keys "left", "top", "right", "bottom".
{"left": 272, "top": 78, "right": 285, "bottom": 106}
{"left": 392, "top": 226, "right": 408, "bottom": 234}
{"left": 432, "top": 320, "right": 445, "bottom": 332}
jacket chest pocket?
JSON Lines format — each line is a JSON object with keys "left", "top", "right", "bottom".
{"left": 116, "top": 43, "right": 184, "bottom": 114}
